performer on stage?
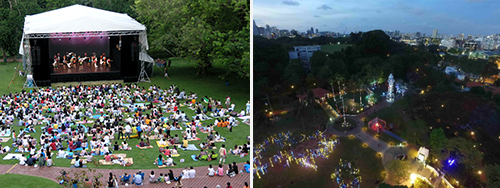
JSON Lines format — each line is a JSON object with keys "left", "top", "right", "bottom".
{"left": 53, "top": 55, "right": 58, "bottom": 68}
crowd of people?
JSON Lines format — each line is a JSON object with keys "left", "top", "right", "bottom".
{"left": 0, "top": 82, "right": 251, "bottom": 187}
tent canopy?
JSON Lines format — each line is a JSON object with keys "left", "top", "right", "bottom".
{"left": 23, "top": 4, "right": 145, "bottom": 35}
{"left": 20, "top": 4, "right": 149, "bottom": 55}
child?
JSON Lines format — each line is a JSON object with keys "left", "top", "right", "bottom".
{"left": 157, "top": 173, "right": 165, "bottom": 183}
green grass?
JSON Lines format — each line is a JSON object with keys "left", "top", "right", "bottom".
{"left": 0, "top": 61, "right": 26, "bottom": 96}
{"left": 254, "top": 137, "right": 385, "bottom": 187}
{"left": 0, "top": 174, "right": 60, "bottom": 188}
{"left": 0, "top": 59, "right": 250, "bottom": 170}
{"left": 321, "top": 44, "right": 352, "bottom": 54}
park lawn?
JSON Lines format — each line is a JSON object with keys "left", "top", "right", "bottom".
{"left": 254, "top": 137, "right": 385, "bottom": 187}
{"left": 0, "top": 61, "right": 26, "bottom": 96}
{"left": 0, "top": 174, "right": 60, "bottom": 188}
{"left": 0, "top": 59, "right": 250, "bottom": 170}
{"left": 321, "top": 44, "right": 352, "bottom": 54}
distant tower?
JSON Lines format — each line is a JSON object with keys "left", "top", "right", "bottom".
{"left": 432, "top": 29, "right": 438, "bottom": 38}
{"left": 311, "top": 27, "right": 314, "bottom": 34}
{"left": 316, "top": 28, "right": 318, "bottom": 34}
{"left": 387, "top": 74, "right": 395, "bottom": 103}
{"left": 253, "top": 20, "right": 260, "bottom": 36}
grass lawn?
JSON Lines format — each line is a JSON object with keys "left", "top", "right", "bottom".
{"left": 0, "top": 174, "right": 60, "bottom": 188}
{"left": 321, "top": 44, "right": 352, "bottom": 54}
{"left": 254, "top": 137, "right": 385, "bottom": 187}
{"left": 0, "top": 59, "right": 250, "bottom": 170}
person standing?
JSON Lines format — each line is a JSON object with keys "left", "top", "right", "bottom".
{"left": 124, "top": 124, "right": 131, "bottom": 140}
{"left": 164, "top": 66, "right": 171, "bottom": 81}
{"left": 219, "top": 144, "right": 227, "bottom": 165}
{"left": 168, "top": 59, "right": 172, "bottom": 67}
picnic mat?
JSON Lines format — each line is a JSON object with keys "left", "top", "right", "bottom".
{"left": 70, "top": 165, "right": 87, "bottom": 168}
{"left": 191, "top": 155, "right": 198, "bottom": 161}
{"left": 0, "top": 132, "right": 11, "bottom": 137}
{"left": 135, "top": 145, "right": 153, "bottom": 149}
{"left": 70, "top": 159, "right": 88, "bottom": 165}
{"left": 187, "top": 137, "right": 201, "bottom": 141}
{"left": 180, "top": 144, "right": 199, "bottom": 151}
{"left": 0, "top": 137, "right": 11, "bottom": 142}
{"left": 99, "top": 158, "right": 133, "bottom": 165}
{"left": 2, "top": 153, "right": 22, "bottom": 160}
{"left": 156, "top": 141, "right": 170, "bottom": 148}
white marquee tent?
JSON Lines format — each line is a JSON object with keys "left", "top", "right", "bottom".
{"left": 18, "top": 4, "right": 153, "bottom": 64}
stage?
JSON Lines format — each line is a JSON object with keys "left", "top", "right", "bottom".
{"left": 51, "top": 61, "right": 119, "bottom": 75}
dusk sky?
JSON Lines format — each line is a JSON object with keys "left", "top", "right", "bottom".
{"left": 253, "top": 0, "right": 500, "bottom": 36}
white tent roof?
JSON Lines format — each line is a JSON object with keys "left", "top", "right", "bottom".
{"left": 23, "top": 4, "right": 145, "bottom": 34}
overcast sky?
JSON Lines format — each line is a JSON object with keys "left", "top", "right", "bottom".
{"left": 253, "top": 0, "right": 500, "bottom": 36}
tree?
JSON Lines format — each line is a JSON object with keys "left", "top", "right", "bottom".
{"left": 135, "top": 0, "right": 250, "bottom": 78}
{"left": 386, "top": 160, "right": 411, "bottom": 185}
{"left": 481, "top": 61, "right": 500, "bottom": 78}
{"left": 444, "top": 137, "right": 482, "bottom": 169}
{"left": 402, "top": 120, "right": 427, "bottom": 145}
{"left": 282, "top": 59, "right": 304, "bottom": 84}
{"left": 429, "top": 128, "right": 447, "bottom": 151}
{"left": 486, "top": 165, "right": 500, "bottom": 188}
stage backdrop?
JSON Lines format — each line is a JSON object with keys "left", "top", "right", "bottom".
{"left": 49, "top": 37, "right": 109, "bottom": 60}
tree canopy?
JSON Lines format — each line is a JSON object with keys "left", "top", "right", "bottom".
{"left": 135, "top": 0, "right": 250, "bottom": 78}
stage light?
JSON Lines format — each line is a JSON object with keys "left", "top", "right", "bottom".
{"left": 84, "top": 37, "right": 86, "bottom": 39}
{"left": 69, "top": 38, "right": 71, "bottom": 40}
{"left": 100, "top": 36, "right": 102, "bottom": 39}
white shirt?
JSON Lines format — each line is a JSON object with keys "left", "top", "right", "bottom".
{"left": 19, "top": 157, "right": 27, "bottom": 165}
{"left": 208, "top": 168, "right": 215, "bottom": 176}
{"left": 182, "top": 169, "right": 190, "bottom": 179}
{"left": 189, "top": 169, "right": 196, "bottom": 178}
{"left": 125, "top": 125, "right": 131, "bottom": 133}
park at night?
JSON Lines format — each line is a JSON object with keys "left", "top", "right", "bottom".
{"left": 253, "top": 29, "right": 500, "bottom": 188}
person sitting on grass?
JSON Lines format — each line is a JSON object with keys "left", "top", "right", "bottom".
{"left": 155, "top": 154, "right": 166, "bottom": 167}
{"left": 104, "top": 152, "right": 111, "bottom": 162}
{"left": 139, "top": 138, "right": 146, "bottom": 147}
{"left": 182, "top": 137, "right": 189, "bottom": 148}
{"left": 113, "top": 141, "right": 119, "bottom": 151}
{"left": 120, "top": 141, "right": 131, "bottom": 150}
{"left": 171, "top": 146, "right": 179, "bottom": 155}
{"left": 158, "top": 138, "right": 167, "bottom": 147}
{"left": 74, "top": 156, "right": 83, "bottom": 168}
{"left": 145, "top": 137, "right": 151, "bottom": 146}
{"left": 164, "top": 146, "right": 171, "bottom": 157}
{"left": 196, "top": 149, "right": 208, "bottom": 159}
{"left": 46, "top": 156, "right": 54, "bottom": 167}
{"left": 166, "top": 156, "right": 175, "bottom": 167}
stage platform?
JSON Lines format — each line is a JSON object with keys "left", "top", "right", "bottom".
{"left": 51, "top": 62, "right": 119, "bottom": 75}
{"left": 50, "top": 71, "right": 121, "bottom": 83}
{"left": 51, "top": 80, "right": 124, "bottom": 87}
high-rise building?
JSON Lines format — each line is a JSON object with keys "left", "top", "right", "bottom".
{"left": 316, "top": 29, "right": 318, "bottom": 34}
{"left": 253, "top": 20, "right": 260, "bottom": 36}
{"left": 432, "top": 29, "right": 438, "bottom": 38}
{"left": 416, "top": 32, "right": 421, "bottom": 38}
{"left": 458, "top": 33, "right": 464, "bottom": 40}
{"left": 288, "top": 45, "right": 321, "bottom": 70}
{"left": 311, "top": 27, "right": 314, "bottom": 35}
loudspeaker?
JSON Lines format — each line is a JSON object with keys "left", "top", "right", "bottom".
{"left": 31, "top": 47, "right": 37, "bottom": 65}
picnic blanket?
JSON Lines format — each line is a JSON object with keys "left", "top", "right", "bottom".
{"left": 70, "top": 165, "right": 87, "bottom": 168}
{"left": 170, "top": 127, "right": 183, "bottom": 131}
{"left": 191, "top": 155, "right": 198, "bottom": 161}
{"left": 135, "top": 145, "right": 153, "bottom": 149}
{"left": 99, "top": 158, "right": 133, "bottom": 165}
{"left": 77, "top": 120, "right": 94, "bottom": 124}
{"left": 0, "top": 130, "right": 11, "bottom": 137}
{"left": 2, "top": 153, "right": 22, "bottom": 160}
{"left": 70, "top": 159, "right": 88, "bottom": 165}
{"left": 0, "top": 137, "right": 11, "bottom": 142}
{"left": 180, "top": 144, "right": 199, "bottom": 151}
{"left": 156, "top": 141, "right": 170, "bottom": 148}
{"left": 187, "top": 137, "right": 201, "bottom": 141}
{"left": 67, "top": 147, "right": 88, "bottom": 151}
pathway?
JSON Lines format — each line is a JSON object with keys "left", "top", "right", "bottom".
{"left": 0, "top": 162, "right": 250, "bottom": 188}
{"left": 320, "top": 97, "right": 450, "bottom": 188}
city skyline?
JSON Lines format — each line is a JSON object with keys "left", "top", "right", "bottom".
{"left": 254, "top": 0, "right": 500, "bottom": 36}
